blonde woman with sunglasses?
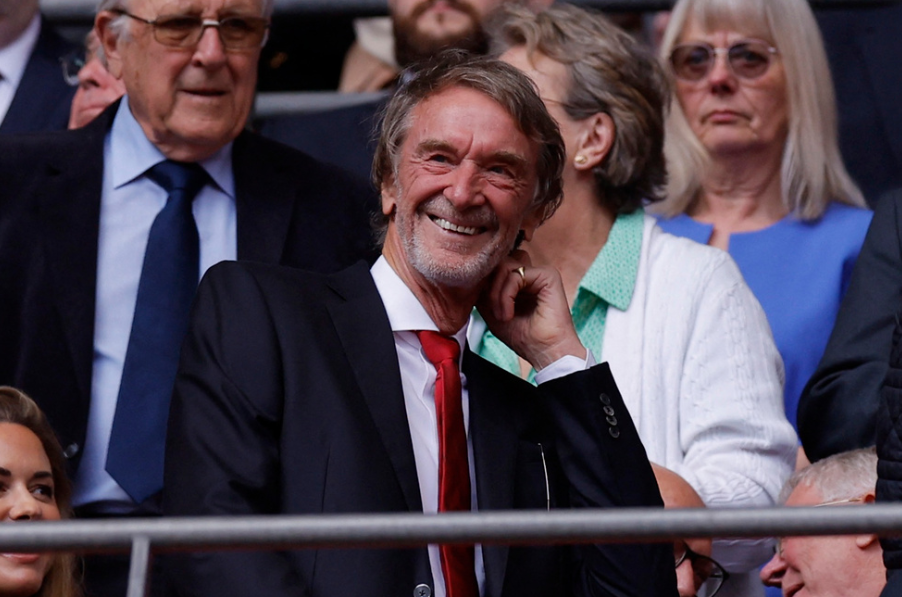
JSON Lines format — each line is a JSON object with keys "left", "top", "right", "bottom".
{"left": 654, "top": 0, "right": 871, "bottom": 463}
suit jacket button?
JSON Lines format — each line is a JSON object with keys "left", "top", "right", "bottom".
{"left": 414, "top": 584, "right": 432, "bottom": 597}
{"left": 603, "top": 405, "right": 615, "bottom": 416}
{"left": 608, "top": 427, "right": 620, "bottom": 439}
{"left": 599, "top": 392, "right": 611, "bottom": 405}
{"left": 606, "top": 415, "right": 618, "bottom": 426}
{"left": 63, "top": 443, "right": 79, "bottom": 459}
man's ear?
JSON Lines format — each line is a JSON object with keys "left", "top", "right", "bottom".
{"left": 854, "top": 492, "right": 878, "bottom": 549}
{"left": 855, "top": 533, "right": 880, "bottom": 549}
{"left": 380, "top": 173, "right": 398, "bottom": 218}
{"left": 518, "top": 208, "right": 543, "bottom": 244}
{"left": 573, "top": 112, "right": 616, "bottom": 171}
{"left": 95, "top": 12, "right": 123, "bottom": 78}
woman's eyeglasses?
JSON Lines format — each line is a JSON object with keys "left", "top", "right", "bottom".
{"left": 669, "top": 40, "right": 779, "bottom": 82}
{"left": 675, "top": 541, "right": 730, "bottom": 597}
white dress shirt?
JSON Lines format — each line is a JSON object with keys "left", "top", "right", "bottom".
{"left": 370, "top": 256, "right": 591, "bottom": 597}
{"left": 0, "top": 13, "right": 40, "bottom": 126}
{"left": 72, "top": 97, "right": 238, "bottom": 508}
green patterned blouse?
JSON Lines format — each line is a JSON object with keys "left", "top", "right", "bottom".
{"left": 473, "top": 209, "right": 644, "bottom": 383}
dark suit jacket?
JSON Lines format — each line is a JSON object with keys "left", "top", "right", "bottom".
{"left": 882, "top": 571, "right": 902, "bottom": 597}
{"left": 816, "top": 4, "right": 902, "bottom": 204}
{"left": 798, "top": 189, "right": 902, "bottom": 461}
{"left": 0, "top": 101, "right": 379, "bottom": 474}
{"left": 162, "top": 260, "right": 677, "bottom": 597}
{"left": 878, "top": 293, "right": 902, "bottom": 577}
{"left": 0, "top": 16, "right": 77, "bottom": 134}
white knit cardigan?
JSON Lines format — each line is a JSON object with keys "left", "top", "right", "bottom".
{"left": 469, "top": 216, "right": 797, "bottom": 595}
{"left": 601, "top": 217, "right": 797, "bottom": 595}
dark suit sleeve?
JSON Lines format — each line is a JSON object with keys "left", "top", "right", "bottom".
{"left": 162, "top": 262, "right": 303, "bottom": 597}
{"left": 799, "top": 190, "right": 902, "bottom": 461}
{"left": 540, "top": 364, "right": 678, "bottom": 597}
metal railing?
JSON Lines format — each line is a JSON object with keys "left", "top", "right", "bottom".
{"left": 40, "top": 0, "right": 902, "bottom": 20}
{"left": 5, "top": 504, "right": 902, "bottom": 597}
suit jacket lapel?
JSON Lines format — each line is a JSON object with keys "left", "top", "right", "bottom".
{"left": 37, "top": 107, "right": 112, "bottom": 406}
{"left": 465, "top": 350, "right": 517, "bottom": 596}
{"left": 325, "top": 264, "right": 424, "bottom": 512}
{"left": 0, "top": 18, "right": 76, "bottom": 134}
{"left": 233, "top": 132, "right": 294, "bottom": 263}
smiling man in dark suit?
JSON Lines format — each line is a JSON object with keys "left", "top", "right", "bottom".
{"left": 0, "top": 0, "right": 375, "bottom": 594}
{"left": 0, "top": 0, "right": 77, "bottom": 133}
{"left": 164, "top": 52, "right": 676, "bottom": 597}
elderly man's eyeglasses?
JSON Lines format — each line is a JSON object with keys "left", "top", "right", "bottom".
{"left": 675, "top": 541, "right": 729, "bottom": 597}
{"left": 775, "top": 495, "right": 866, "bottom": 558}
{"left": 112, "top": 10, "right": 270, "bottom": 51}
{"left": 669, "top": 40, "right": 778, "bottom": 82}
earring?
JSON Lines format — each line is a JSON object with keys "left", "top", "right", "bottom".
{"left": 574, "top": 154, "right": 588, "bottom": 165}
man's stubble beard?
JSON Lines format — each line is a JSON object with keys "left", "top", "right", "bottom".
{"left": 395, "top": 196, "right": 511, "bottom": 290}
{"left": 392, "top": 0, "right": 490, "bottom": 68}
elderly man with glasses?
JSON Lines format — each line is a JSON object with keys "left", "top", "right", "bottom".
{"left": 760, "top": 448, "right": 885, "bottom": 597}
{"left": 0, "top": 0, "right": 377, "bottom": 594}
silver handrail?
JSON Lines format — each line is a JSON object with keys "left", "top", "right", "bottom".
{"left": 3, "top": 505, "right": 902, "bottom": 596}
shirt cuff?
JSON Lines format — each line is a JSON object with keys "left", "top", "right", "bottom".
{"left": 534, "top": 348, "right": 596, "bottom": 384}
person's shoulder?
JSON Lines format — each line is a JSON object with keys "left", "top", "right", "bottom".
{"left": 640, "top": 218, "right": 753, "bottom": 315}
{"left": 813, "top": 202, "right": 873, "bottom": 243}
{"left": 645, "top": 217, "right": 735, "bottom": 277}
{"left": 205, "top": 259, "right": 354, "bottom": 288}
{"left": 0, "top": 105, "right": 112, "bottom": 175}
{"left": 202, "top": 260, "right": 374, "bottom": 309}
{"left": 235, "top": 130, "right": 373, "bottom": 192}
{"left": 821, "top": 201, "right": 873, "bottom": 225}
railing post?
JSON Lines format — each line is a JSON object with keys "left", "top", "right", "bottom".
{"left": 125, "top": 535, "right": 152, "bottom": 597}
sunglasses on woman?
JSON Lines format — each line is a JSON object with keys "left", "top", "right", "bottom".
{"left": 669, "top": 40, "right": 779, "bottom": 82}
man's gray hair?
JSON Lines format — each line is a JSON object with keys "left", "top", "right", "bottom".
{"left": 780, "top": 447, "right": 878, "bottom": 504}
{"left": 372, "top": 50, "right": 565, "bottom": 243}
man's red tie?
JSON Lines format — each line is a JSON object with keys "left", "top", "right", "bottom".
{"left": 416, "top": 331, "right": 479, "bottom": 597}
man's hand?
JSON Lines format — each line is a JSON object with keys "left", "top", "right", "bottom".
{"left": 476, "top": 251, "right": 586, "bottom": 371}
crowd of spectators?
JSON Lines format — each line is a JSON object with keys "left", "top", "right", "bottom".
{"left": 1, "top": 0, "right": 902, "bottom": 596}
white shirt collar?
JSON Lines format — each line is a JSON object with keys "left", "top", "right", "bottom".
{"left": 0, "top": 13, "right": 41, "bottom": 87}
{"left": 370, "top": 255, "right": 469, "bottom": 353}
{"left": 109, "top": 95, "right": 235, "bottom": 197}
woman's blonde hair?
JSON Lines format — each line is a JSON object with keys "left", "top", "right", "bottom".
{"left": 0, "top": 387, "right": 80, "bottom": 597}
{"left": 655, "top": 0, "right": 865, "bottom": 219}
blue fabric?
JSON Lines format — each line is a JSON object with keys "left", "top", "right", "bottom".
{"left": 657, "top": 203, "right": 872, "bottom": 431}
{"left": 106, "top": 160, "right": 208, "bottom": 503}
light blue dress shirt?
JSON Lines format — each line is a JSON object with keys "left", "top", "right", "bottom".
{"left": 72, "top": 97, "right": 238, "bottom": 508}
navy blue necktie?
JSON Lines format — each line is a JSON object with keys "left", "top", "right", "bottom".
{"left": 106, "top": 160, "right": 208, "bottom": 503}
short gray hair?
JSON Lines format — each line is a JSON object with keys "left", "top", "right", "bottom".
{"left": 372, "top": 50, "right": 565, "bottom": 241}
{"left": 780, "top": 447, "right": 877, "bottom": 504}
{"left": 656, "top": 0, "right": 865, "bottom": 220}
{"left": 490, "top": 3, "right": 669, "bottom": 215}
